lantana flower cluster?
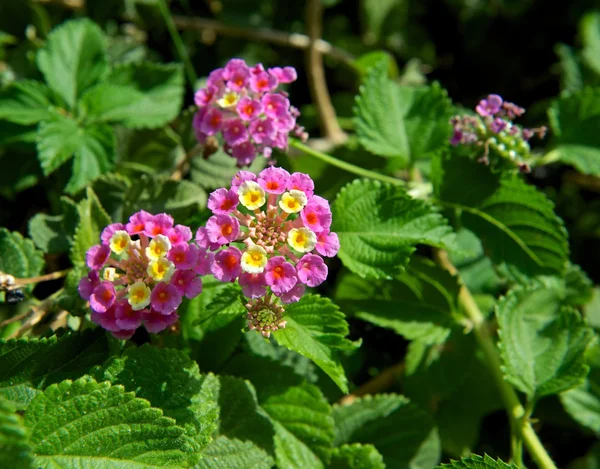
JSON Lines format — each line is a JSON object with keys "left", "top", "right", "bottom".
{"left": 193, "top": 58, "right": 308, "bottom": 167}
{"left": 450, "top": 94, "right": 547, "bottom": 172}
{"left": 78, "top": 211, "right": 203, "bottom": 339}
{"left": 198, "top": 167, "right": 339, "bottom": 337}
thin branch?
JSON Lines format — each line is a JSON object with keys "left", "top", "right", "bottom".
{"left": 13, "top": 268, "right": 71, "bottom": 287}
{"left": 170, "top": 143, "right": 204, "bottom": 181}
{"left": 338, "top": 362, "right": 404, "bottom": 405}
{"left": 304, "top": 0, "right": 347, "bottom": 144}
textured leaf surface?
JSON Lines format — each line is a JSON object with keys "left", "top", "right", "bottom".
{"left": 25, "top": 377, "right": 194, "bottom": 468}
{"left": 0, "top": 80, "right": 56, "bottom": 125}
{"left": 0, "top": 228, "right": 44, "bottom": 292}
{"left": 0, "top": 330, "right": 110, "bottom": 409}
{"left": 79, "top": 62, "right": 184, "bottom": 128}
{"left": 332, "top": 179, "right": 454, "bottom": 279}
{"left": 328, "top": 444, "right": 385, "bottom": 469}
{"left": 333, "top": 394, "right": 441, "bottom": 469}
{"left": 335, "top": 256, "right": 460, "bottom": 344}
{"left": 37, "top": 19, "right": 108, "bottom": 108}
{"left": 547, "top": 87, "right": 600, "bottom": 176}
{"left": 196, "top": 436, "right": 273, "bottom": 469}
{"left": 0, "top": 396, "right": 34, "bottom": 469}
{"left": 435, "top": 154, "right": 569, "bottom": 277}
{"left": 497, "top": 283, "right": 594, "bottom": 399}
{"left": 28, "top": 213, "right": 71, "bottom": 254}
{"left": 273, "top": 295, "right": 355, "bottom": 393}
{"left": 70, "top": 187, "right": 111, "bottom": 266}
{"left": 354, "top": 60, "right": 452, "bottom": 163}
{"left": 96, "top": 345, "right": 218, "bottom": 456}
{"left": 436, "top": 454, "right": 517, "bottom": 469}
{"left": 190, "top": 148, "right": 266, "bottom": 190}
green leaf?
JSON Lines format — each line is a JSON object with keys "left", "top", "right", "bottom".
{"left": 37, "top": 18, "right": 108, "bottom": 108}
{"left": 0, "top": 396, "right": 34, "bottom": 469}
{"left": 434, "top": 154, "right": 569, "bottom": 277}
{"left": 196, "top": 436, "right": 274, "bottom": 469}
{"left": 95, "top": 344, "right": 218, "bottom": 457}
{"left": 37, "top": 114, "right": 116, "bottom": 193}
{"left": 0, "top": 330, "right": 110, "bottom": 409}
{"left": 497, "top": 283, "right": 594, "bottom": 399}
{"left": 27, "top": 213, "right": 71, "bottom": 254}
{"left": 436, "top": 454, "right": 517, "bottom": 469}
{"left": 335, "top": 256, "right": 460, "bottom": 344}
{"left": 353, "top": 59, "right": 452, "bottom": 163}
{"left": 547, "top": 88, "right": 600, "bottom": 176}
{"left": 92, "top": 172, "right": 131, "bottom": 222}
{"left": 273, "top": 295, "right": 356, "bottom": 394}
{"left": 581, "top": 12, "right": 600, "bottom": 76}
{"left": 79, "top": 62, "right": 184, "bottom": 129}
{"left": 70, "top": 187, "right": 111, "bottom": 265}
{"left": 0, "top": 228, "right": 44, "bottom": 292}
{"left": 190, "top": 148, "right": 266, "bottom": 190}
{"left": 0, "top": 80, "right": 56, "bottom": 125}
{"left": 360, "top": 0, "right": 402, "bottom": 42}
{"left": 328, "top": 444, "right": 385, "bottom": 469}
{"left": 25, "top": 377, "right": 195, "bottom": 468}
{"left": 332, "top": 179, "right": 454, "bottom": 279}
{"left": 333, "top": 394, "right": 441, "bottom": 469}
{"left": 554, "top": 44, "right": 583, "bottom": 93}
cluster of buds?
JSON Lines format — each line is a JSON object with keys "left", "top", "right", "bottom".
{"left": 78, "top": 211, "right": 204, "bottom": 339}
{"left": 197, "top": 167, "right": 339, "bottom": 337}
{"left": 193, "top": 58, "right": 308, "bottom": 167}
{"left": 450, "top": 94, "right": 547, "bottom": 172}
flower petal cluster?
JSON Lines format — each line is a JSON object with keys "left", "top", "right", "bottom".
{"left": 193, "top": 58, "right": 308, "bottom": 167}
{"left": 78, "top": 211, "right": 204, "bottom": 339}
{"left": 199, "top": 167, "right": 339, "bottom": 337}
{"left": 450, "top": 94, "right": 547, "bottom": 172}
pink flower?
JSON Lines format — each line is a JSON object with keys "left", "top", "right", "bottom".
{"left": 145, "top": 213, "right": 174, "bottom": 238}
{"left": 126, "top": 210, "right": 152, "bottom": 235}
{"left": 231, "top": 170, "right": 257, "bottom": 190}
{"left": 301, "top": 201, "right": 332, "bottom": 234}
{"left": 268, "top": 66, "right": 297, "bottom": 83}
{"left": 226, "top": 67, "right": 249, "bottom": 92}
{"left": 206, "top": 214, "right": 240, "bottom": 245}
{"left": 208, "top": 188, "right": 239, "bottom": 214}
{"left": 150, "top": 282, "right": 182, "bottom": 314}
{"left": 195, "top": 227, "right": 220, "bottom": 251}
{"left": 112, "top": 329, "right": 137, "bottom": 340}
{"left": 195, "top": 85, "right": 218, "bottom": 107}
{"left": 143, "top": 309, "right": 179, "bottom": 333}
{"left": 90, "top": 281, "right": 116, "bottom": 313}
{"left": 250, "top": 71, "right": 277, "bottom": 93}
{"left": 475, "top": 94, "right": 503, "bottom": 117}
{"left": 168, "top": 243, "right": 199, "bottom": 270}
{"left": 78, "top": 271, "right": 99, "bottom": 300}
{"left": 249, "top": 118, "right": 275, "bottom": 144}
{"left": 171, "top": 270, "right": 203, "bottom": 299}
{"left": 222, "top": 118, "right": 249, "bottom": 146}
{"left": 207, "top": 68, "right": 224, "bottom": 88}
{"left": 262, "top": 94, "right": 289, "bottom": 119}
{"left": 115, "top": 301, "right": 144, "bottom": 330}
{"left": 222, "top": 58, "right": 248, "bottom": 80}
{"left": 258, "top": 166, "right": 290, "bottom": 194}
{"left": 265, "top": 256, "right": 297, "bottom": 294}
{"left": 91, "top": 305, "right": 120, "bottom": 332}
{"left": 296, "top": 254, "right": 328, "bottom": 287}
{"left": 86, "top": 244, "right": 110, "bottom": 270}
{"left": 211, "top": 247, "right": 242, "bottom": 282}
{"left": 239, "top": 272, "right": 267, "bottom": 298}
{"left": 232, "top": 141, "right": 257, "bottom": 166}
{"left": 280, "top": 283, "right": 305, "bottom": 303}
{"left": 288, "top": 172, "right": 314, "bottom": 197}
{"left": 201, "top": 108, "right": 224, "bottom": 135}
{"left": 167, "top": 225, "right": 192, "bottom": 246}
{"left": 274, "top": 113, "right": 295, "bottom": 133}
{"left": 490, "top": 117, "right": 507, "bottom": 134}
{"left": 194, "top": 250, "right": 215, "bottom": 276}
{"left": 101, "top": 223, "right": 124, "bottom": 245}
{"left": 236, "top": 97, "right": 263, "bottom": 121}
{"left": 315, "top": 231, "right": 339, "bottom": 257}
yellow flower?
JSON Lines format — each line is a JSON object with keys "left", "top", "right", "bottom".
{"left": 128, "top": 281, "right": 151, "bottom": 310}
{"left": 109, "top": 230, "right": 131, "bottom": 255}
{"left": 287, "top": 227, "right": 317, "bottom": 253}
{"left": 241, "top": 245, "right": 268, "bottom": 274}
{"left": 102, "top": 267, "right": 118, "bottom": 282}
{"left": 147, "top": 258, "right": 175, "bottom": 283}
{"left": 238, "top": 181, "right": 266, "bottom": 210}
{"left": 217, "top": 91, "right": 239, "bottom": 108}
{"left": 145, "top": 234, "right": 171, "bottom": 261}
{"left": 279, "top": 190, "right": 307, "bottom": 214}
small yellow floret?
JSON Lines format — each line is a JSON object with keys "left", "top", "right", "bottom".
{"left": 287, "top": 227, "right": 317, "bottom": 253}
{"left": 217, "top": 91, "right": 240, "bottom": 108}
{"left": 279, "top": 190, "right": 308, "bottom": 214}
{"left": 128, "top": 281, "right": 151, "bottom": 310}
{"left": 241, "top": 245, "right": 268, "bottom": 274}
{"left": 238, "top": 181, "right": 266, "bottom": 210}
{"left": 145, "top": 234, "right": 172, "bottom": 261}
{"left": 103, "top": 267, "right": 118, "bottom": 282}
{"left": 109, "top": 230, "right": 131, "bottom": 255}
{"left": 147, "top": 258, "right": 175, "bottom": 283}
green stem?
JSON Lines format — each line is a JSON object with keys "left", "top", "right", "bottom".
{"left": 534, "top": 149, "right": 561, "bottom": 167}
{"left": 157, "top": 0, "right": 197, "bottom": 88}
{"left": 434, "top": 250, "right": 558, "bottom": 469}
{"left": 289, "top": 139, "right": 403, "bottom": 186}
